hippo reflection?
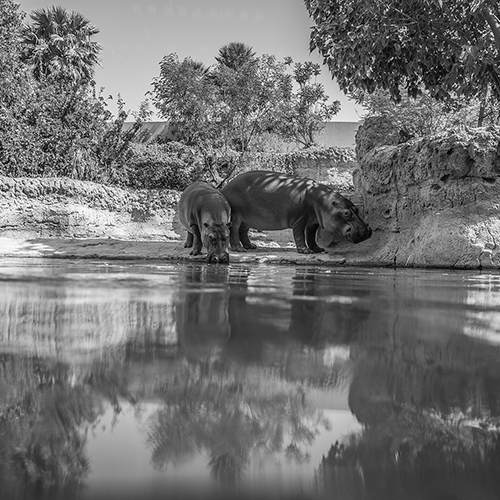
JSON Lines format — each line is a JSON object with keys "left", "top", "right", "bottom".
{"left": 175, "top": 265, "right": 230, "bottom": 359}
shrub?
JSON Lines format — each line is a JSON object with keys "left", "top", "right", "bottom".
{"left": 125, "top": 142, "right": 205, "bottom": 190}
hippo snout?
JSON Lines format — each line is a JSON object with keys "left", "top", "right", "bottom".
{"left": 344, "top": 224, "right": 372, "bottom": 244}
{"left": 207, "top": 252, "right": 230, "bottom": 264}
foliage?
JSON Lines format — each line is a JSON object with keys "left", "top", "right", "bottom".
{"left": 1, "top": 77, "right": 110, "bottom": 181}
{"left": 215, "top": 41, "right": 256, "bottom": 70}
{"left": 0, "top": 0, "right": 40, "bottom": 173}
{"left": 359, "top": 89, "right": 490, "bottom": 138}
{"left": 277, "top": 60, "right": 341, "bottom": 147}
{"left": 211, "top": 54, "right": 293, "bottom": 151}
{"left": 151, "top": 53, "right": 219, "bottom": 147}
{"left": 151, "top": 46, "right": 339, "bottom": 152}
{"left": 151, "top": 52, "right": 293, "bottom": 151}
{"left": 96, "top": 95, "right": 153, "bottom": 184}
{"left": 305, "top": 0, "right": 500, "bottom": 107}
{"left": 124, "top": 142, "right": 206, "bottom": 190}
{"left": 21, "top": 5, "right": 102, "bottom": 85}
{"left": 0, "top": 0, "right": 25, "bottom": 83}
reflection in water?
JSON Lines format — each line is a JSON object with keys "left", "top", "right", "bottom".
{"left": 0, "top": 261, "right": 499, "bottom": 499}
{"left": 175, "top": 265, "right": 230, "bottom": 360}
{"left": 146, "top": 360, "right": 328, "bottom": 488}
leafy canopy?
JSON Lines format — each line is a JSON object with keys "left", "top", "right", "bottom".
{"left": 215, "top": 41, "right": 257, "bottom": 70}
{"left": 151, "top": 46, "right": 339, "bottom": 151}
{"left": 277, "top": 60, "right": 341, "bottom": 148}
{"left": 151, "top": 54, "right": 217, "bottom": 147}
{"left": 305, "top": 0, "right": 500, "bottom": 104}
{"left": 21, "top": 5, "right": 102, "bottom": 84}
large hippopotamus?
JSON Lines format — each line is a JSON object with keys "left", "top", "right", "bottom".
{"left": 221, "top": 170, "right": 372, "bottom": 254}
{"left": 178, "top": 181, "right": 231, "bottom": 263}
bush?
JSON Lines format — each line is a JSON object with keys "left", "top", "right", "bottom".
{"left": 125, "top": 142, "right": 205, "bottom": 190}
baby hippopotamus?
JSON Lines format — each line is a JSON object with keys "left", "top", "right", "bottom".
{"left": 178, "top": 181, "right": 231, "bottom": 264}
{"left": 221, "top": 170, "right": 372, "bottom": 254}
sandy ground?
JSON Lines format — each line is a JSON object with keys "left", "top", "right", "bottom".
{"left": 0, "top": 237, "right": 361, "bottom": 266}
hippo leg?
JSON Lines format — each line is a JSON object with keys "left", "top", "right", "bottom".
{"left": 229, "top": 216, "right": 246, "bottom": 252}
{"left": 306, "top": 223, "right": 325, "bottom": 253}
{"left": 292, "top": 221, "right": 313, "bottom": 254}
{"left": 184, "top": 231, "right": 194, "bottom": 248}
{"left": 239, "top": 224, "right": 257, "bottom": 250}
{"left": 190, "top": 224, "right": 203, "bottom": 256}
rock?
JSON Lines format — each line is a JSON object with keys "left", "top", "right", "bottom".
{"left": 0, "top": 176, "right": 181, "bottom": 241}
{"left": 350, "top": 124, "right": 500, "bottom": 268}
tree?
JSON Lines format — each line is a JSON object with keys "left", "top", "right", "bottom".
{"left": 212, "top": 53, "right": 293, "bottom": 151}
{"left": 151, "top": 46, "right": 340, "bottom": 153}
{"left": 305, "top": 0, "right": 500, "bottom": 107}
{"left": 151, "top": 53, "right": 219, "bottom": 146}
{"left": 215, "top": 41, "right": 257, "bottom": 70}
{"left": 151, "top": 52, "right": 293, "bottom": 151}
{"left": 21, "top": 5, "right": 102, "bottom": 84}
{"left": 0, "top": 0, "right": 41, "bottom": 172}
{"left": 277, "top": 60, "right": 340, "bottom": 148}
{"left": 0, "top": 0, "right": 25, "bottom": 86}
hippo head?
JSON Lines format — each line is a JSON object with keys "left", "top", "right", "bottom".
{"left": 202, "top": 222, "right": 231, "bottom": 264}
{"left": 319, "top": 192, "right": 372, "bottom": 244}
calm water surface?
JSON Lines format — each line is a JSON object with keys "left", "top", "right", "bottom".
{"left": 1, "top": 258, "right": 500, "bottom": 500}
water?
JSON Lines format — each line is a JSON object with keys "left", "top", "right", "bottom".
{"left": 0, "top": 259, "right": 500, "bottom": 500}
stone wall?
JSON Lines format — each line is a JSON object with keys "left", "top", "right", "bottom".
{"left": 351, "top": 119, "right": 500, "bottom": 268}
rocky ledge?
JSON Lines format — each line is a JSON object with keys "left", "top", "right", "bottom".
{"left": 352, "top": 120, "right": 500, "bottom": 269}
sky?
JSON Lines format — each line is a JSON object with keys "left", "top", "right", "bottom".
{"left": 16, "top": 0, "right": 364, "bottom": 122}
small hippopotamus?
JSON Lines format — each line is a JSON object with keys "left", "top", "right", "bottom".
{"left": 221, "top": 170, "right": 372, "bottom": 254}
{"left": 178, "top": 181, "right": 232, "bottom": 263}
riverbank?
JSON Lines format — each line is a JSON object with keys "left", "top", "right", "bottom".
{"left": 0, "top": 237, "right": 364, "bottom": 266}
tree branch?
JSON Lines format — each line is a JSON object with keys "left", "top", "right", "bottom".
{"left": 481, "top": 6, "right": 500, "bottom": 53}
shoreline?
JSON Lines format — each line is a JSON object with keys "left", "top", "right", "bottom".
{"left": 0, "top": 237, "right": 492, "bottom": 270}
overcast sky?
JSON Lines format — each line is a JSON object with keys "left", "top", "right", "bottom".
{"left": 17, "top": 0, "right": 363, "bottom": 121}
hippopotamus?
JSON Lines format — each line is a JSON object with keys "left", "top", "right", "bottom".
{"left": 221, "top": 170, "right": 372, "bottom": 254}
{"left": 178, "top": 181, "right": 231, "bottom": 263}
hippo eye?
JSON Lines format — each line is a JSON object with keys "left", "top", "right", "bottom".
{"left": 342, "top": 209, "right": 351, "bottom": 218}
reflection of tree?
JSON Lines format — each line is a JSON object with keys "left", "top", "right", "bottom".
{"left": 146, "top": 358, "right": 328, "bottom": 485}
{"left": 0, "top": 354, "right": 131, "bottom": 499}
{"left": 318, "top": 405, "right": 500, "bottom": 500}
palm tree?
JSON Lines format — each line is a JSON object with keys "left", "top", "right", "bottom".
{"left": 215, "top": 42, "right": 256, "bottom": 71}
{"left": 21, "top": 5, "right": 102, "bottom": 84}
